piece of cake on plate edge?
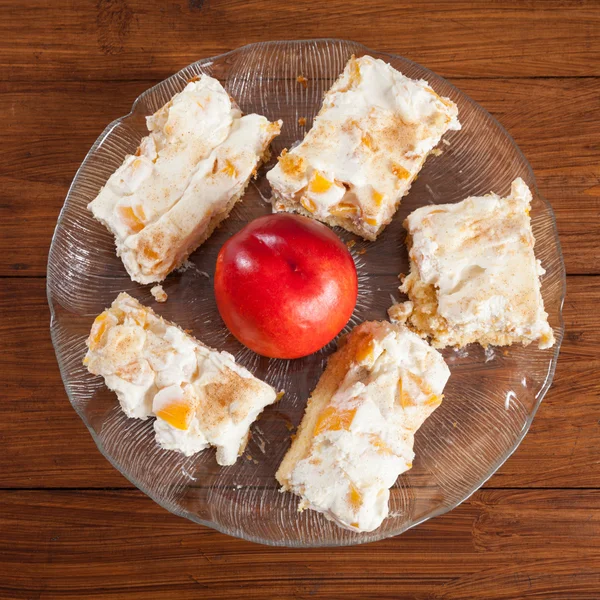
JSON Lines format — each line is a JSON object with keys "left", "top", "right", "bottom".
{"left": 390, "top": 178, "right": 555, "bottom": 350}
{"left": 267, "top": 54, "right": 460, "bottom": 241}
{"left": 88, "top": 75, "right": 281, "bottom": 284}
{"left": 276, "top": 320, "right": 450, "bottom": 532}
{"left": 84, "top": 292, "right": 278, "bottom": 466}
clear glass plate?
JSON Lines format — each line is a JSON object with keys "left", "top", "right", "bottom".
{"left": 48, "top": 39, "right": 565, "bottom": 547}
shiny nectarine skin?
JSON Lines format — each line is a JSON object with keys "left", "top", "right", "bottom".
{"left": 214, "top": 214, "right": 358, "bottom": 359}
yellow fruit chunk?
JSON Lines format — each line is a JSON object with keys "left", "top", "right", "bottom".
{"left": 364, "top": 216, "right": 378, "bottom": 227}
{"left": 370, "top": 435, "right": 393, "bottom": 455}
{"left": 348, "top": 58, "right": 361, "bottom": 87}
{"left": 155, "top": 399, "right": 194, "bottom": 431}
{"left": 391, "top": 163, "right": 411, "bottom": 180}
{"left": 308, "top": 171, "right": 333, "bottom": 194}
{"left": 348, "top": 483, "right": 362, "bottom": 510}
{"left": 111, "top": 307, "right": 126, "bottom": 322}
{"left": 117, "top": 204, "right": 146, "bottom": 233}
{"left": 89, "top": 311, "right": 111, "bottom": 350}
{"left": 424, "top": 394, "right": 443, "bottom": 407}
{"left": 406, "top": 371, "right": 433, "bottom": 396}
{"left": 140, "top": 244, "right": 160, "bottom": 262}
{"left": 300, "top": 196, "right": 317, "bottom": 213}
{"left": 314, "top": 407, "right": 356, "bottom": 436}
{"left": 372, "top": 190, "right": 384, "bottom": 206}
{"left": 397, "top": 378, "right": 413, "bottom": 409}
{"left": 355, "top": 337, "right": 375, "bottom": 364}
{"left": 330, "top": 202, "right": 359, "bottom": 216}
{"left": 221, "top": 159, "right": 238, "bottom": 178}
{"left": 361, "top": 133, "right": 376, "bottom": 151}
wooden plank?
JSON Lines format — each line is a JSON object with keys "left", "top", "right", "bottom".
{"left": 0, "top": 276, "right": 596, "bottom": 489}
{"left": 2, "top": 1, "right": 600, "bottom": 82}
{"left": 0, "top": 488, "right": 599, "bottom": 598}
{"left": 4, "top": 1, "right": 599, "bottom": 595}
{"left": 0, "top": 279, "right": 131, "bottom": 488}
{"left": 0, "top": 79, "right": 152, "bottom": 276}
{"left": 1, "top": 77, "right": 599, "bottom": 276}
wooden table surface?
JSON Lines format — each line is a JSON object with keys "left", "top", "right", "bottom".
{"left": 2, "top": 1, "right": 599, "bottom": 598}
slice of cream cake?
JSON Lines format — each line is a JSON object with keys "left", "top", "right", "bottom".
{"left": 276, "top": 321, "right": 450, "bottom": 532}
{"left": 391, "top": 178, "right": 555, "bottom": 349}
{"left": 267, "top": 55, "right": 460, "bottom": 241}
{"left": 84, "top": 293, "right": 278, "bottom": 466}
{"left": 88, "top": 75, "right": 282, "bottom": 284}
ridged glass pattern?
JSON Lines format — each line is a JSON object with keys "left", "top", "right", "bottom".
{"left": 48, "top": 40, "right": 565, "bottom": 546}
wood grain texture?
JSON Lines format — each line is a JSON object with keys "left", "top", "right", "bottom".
{"left": 2, "top": 0, "right": 600, "bottom": 596}
{"left": 2, "top": 0, "right": 600, "bottom": 81}
{"left": 1, "top": 488, "right": 599, "bottom": 599}
{"left": 1, "top": 78, "right": 599, "bottom": 276}
{"left": 0, "top": 276, "right": 596, "bottom": 489}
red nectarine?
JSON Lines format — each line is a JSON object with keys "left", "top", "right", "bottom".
{"left": 214, "top": 214, "right": 358, "bottom": 359}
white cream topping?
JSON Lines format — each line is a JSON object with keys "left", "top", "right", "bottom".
{"left": 287, "top": 322, "right": 450, "bottom": 532}
{"left": 88, "top": 76, "right": 281, "bottom": 284}
{"left": 153, "top": 417, "right": 211, "bottom": 457}
{"left": 267, "top": 55, "right": 460, "bottom": 237}
{"left": 84, "top": 293, "right": 277, "bottom": 465}
{"left": 403, "top": 178, "right": 554, "bottom": 349}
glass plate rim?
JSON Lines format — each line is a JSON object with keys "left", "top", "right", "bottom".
{"left": 47, "top": 39, "right": 566, "bottom": 547}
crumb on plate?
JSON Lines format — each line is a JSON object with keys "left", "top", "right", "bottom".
{"left": 150, "top": 284, "right": 168, "bottom": 303}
